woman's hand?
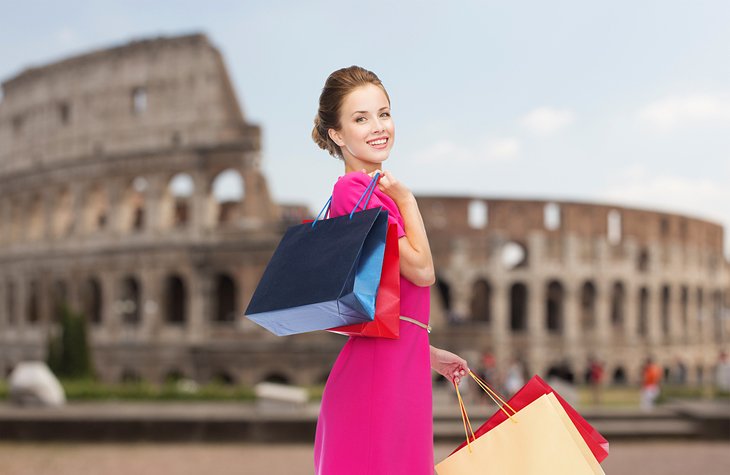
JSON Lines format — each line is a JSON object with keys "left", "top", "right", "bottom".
{"left": 430, "top": 346, "right": 470, "bottom": 385}
{"left": 360, "top": 168, "right": 435, "bottom": 287}
{"left": 363, "top": 169, "right": 413, "bottom": 206}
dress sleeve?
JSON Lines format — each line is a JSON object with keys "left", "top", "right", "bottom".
{"left": 331, "top": 172, "right": 407, "bottom": 238}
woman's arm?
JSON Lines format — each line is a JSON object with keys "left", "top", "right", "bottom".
{"left": 367, "top": 169, "right": 435, "bottom": 287}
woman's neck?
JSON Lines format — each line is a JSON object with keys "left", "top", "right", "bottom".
{"left": 344, "top": 158, "right": 382, "bottom": 175}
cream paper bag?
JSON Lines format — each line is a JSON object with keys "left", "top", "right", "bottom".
{"left": 435, "top": 392, "right": 605, "bottom": 475}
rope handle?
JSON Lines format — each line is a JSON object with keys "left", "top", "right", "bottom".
{"left": 453, "top": 380, "right": 476, "bottom": 453}
{"left": 467, "top": 370, "right": 519, "bottom": 424}
{"left": 311, "top": 172, "right": 381, "bottom": 228}
{"left": 452, "top": 371, "right": 521, "bottom": 454}
{"left": 349, "top": 171, "right": 380, "bottom": 219}
{"left": 311, "top": 196, "right": 333, "bottom": 228}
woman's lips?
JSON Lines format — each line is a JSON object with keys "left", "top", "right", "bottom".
{"left": 367, "top": 137, "right": 388, "bottom": 149}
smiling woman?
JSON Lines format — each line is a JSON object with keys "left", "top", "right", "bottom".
{"left": 310, "top": 66, "right": 469, "bottom": 475}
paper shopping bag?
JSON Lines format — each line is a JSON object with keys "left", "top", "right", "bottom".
{"left": 245, "top": 174, "right": 388, "bottom": 336}
{"left": 435, "top": 391, "right": 605, "bottom": 475}
{"left": 327, "top": 221, "right": 400, "bottom": 338}
{"left": 451, "top": 374, "right": 609, "bottom": 463}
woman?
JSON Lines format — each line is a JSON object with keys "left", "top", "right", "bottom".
{"left": 311, "top": 65, "right": 470, "bottom": 474}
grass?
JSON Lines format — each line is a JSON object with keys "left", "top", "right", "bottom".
{"left": 2, "top": 378, "right": 727, "bottom": 404}
{"left": 0, "top": 378, "right": 257, "bottom": 402}
{"left": 0, "top": 378, "right": 328, "bottom": 402}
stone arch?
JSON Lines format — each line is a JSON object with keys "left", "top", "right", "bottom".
{"left": 580, "top": 281, "right": 597, "bottom": 331}
{"left": 546, "top": 361, "right": 575, "bottom": 383}
{"left": 637, "top": 248, "right": 650, "bottom": 272}
{"left": 712, "top": 289, "right": 723, "bottom": 343}
{"left": 83, "top": 183, "right": 109, "bottom": 233}
{"left": 211, "top": 370, "right": 236, "bottom": 385}
{"left": 120, "top": 367, "right": 142, "bottom": 383}
{"left": 121, "top": 176, "right": 149, "bottom": 232}
{"left": 435, "top": 276, "right": 453, "bottom": 321}
{"left": 510, "top": 282, "right": 528, "bottom": 332}
{"left": 211, "top": 169, "right": 245, "bottom": 226}
{"left": 164, "top": 274, "right": 187, "bottom": 325}
{"left": 6, "top": 198, "right": 22, "bottom": 243}
{"left": 696, "top": 287, "right": 704, "bottom": 333}
{"left": 27, "top": 279, "right": 40, "bottom": 324}
{"left": 612, "top": 366, "right": 627, "bottom": 385}
{"left": 638, "top": 287, "right": 650, "bottom": 338}
{"left": 162, "top": 172, "right": 194, "bottom": 229}
{"left": 470, "top": 278, "right": 491, "bottom": 324}
{"left": 81, "top": 277, "right": 103, "bottom": 325}
{"left": 260, "top": 372, "right": 290, "bottom": 385}
{"left": 52, "top": 186, "right": 73, "bottom": 238}
{"left": 661, "top": 285, "right": 671, "bottom": 337}
{"left": 6, "top": 280, "right": 16, "bottom": 325}
{"left": 680, "top": 286, "right": 689, "bottom": 339}
{"left": 546, "top": 280, "right": 564, "bottom": 333}
{"left": 51, "top": 280, "right": 68, "bottom": 323}
{"left": 610, "top": 281, "right": 625, "bottom": 331}
{"left": 213, "top": 272, "right": 237, "bottom": 323}
{"left": 120, "top": 276, "right": 141, "bottom": 325}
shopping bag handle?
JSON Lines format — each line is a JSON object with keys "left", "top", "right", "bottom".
{"left": 467, "top": 370, "right": 518, "bottom": 421}
{"left": 349, "top": 171, "right": 380, "bottom": 219}
{"left": 311, "top": 196, "right": 333, "bottom": 228}
{"left": 311, "top": 172, "right": 381, "bottom": 228}
{"left": 454, "top": 380, "right": 477, "bottom": 453}
{"left": 452, "top": 371, "right": 520, "bottom": 453}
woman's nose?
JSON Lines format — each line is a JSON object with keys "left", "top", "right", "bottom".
{"left": 372, "top": 118, "right": 384, "bottom": 134}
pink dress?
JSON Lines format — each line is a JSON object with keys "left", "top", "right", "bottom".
{"left": 314, "top": 171, "right": 434, "bottom": 474}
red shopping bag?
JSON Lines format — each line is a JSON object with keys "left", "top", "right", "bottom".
{"left": 327, "top": 222, "right": 400, "bottom": 338}
{"left": 452, "top": 374, "right": 609, "bottom": 463}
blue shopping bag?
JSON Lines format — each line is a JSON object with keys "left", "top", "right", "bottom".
{"left": 244, "top": 173, "right": 389, "bottom": 336}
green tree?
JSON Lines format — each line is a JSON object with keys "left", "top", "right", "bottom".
{"left": 46, "top": 304, "right": 94, "bottom": 380}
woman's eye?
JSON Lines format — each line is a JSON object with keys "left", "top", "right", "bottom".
{"left": 355, "top": 117, "right": 366, "bottom": 123}
{"left": 380, "top": 112, "right": 391, "bottom": 118}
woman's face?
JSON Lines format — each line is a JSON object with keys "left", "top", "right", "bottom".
{"left": 329, "top": 83, "right": 395, "bottom": 166}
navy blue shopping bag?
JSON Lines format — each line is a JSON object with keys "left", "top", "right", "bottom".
{"left": 244, "top": 173, "right": 389, "bottom": 336}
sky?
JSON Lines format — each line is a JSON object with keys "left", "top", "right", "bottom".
{"left": 2, "top": 1, "right": 729, "bottom": 254}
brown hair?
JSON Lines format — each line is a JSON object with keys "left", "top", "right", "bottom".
{"left": 312, "top": 66, "right": 390, "bottom": 159}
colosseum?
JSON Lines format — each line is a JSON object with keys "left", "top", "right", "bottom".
{"left": 1, "top": 33, "right": 728, "bottom": 391}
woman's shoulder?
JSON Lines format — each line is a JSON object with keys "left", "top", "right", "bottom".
{"left": 331, "top": 171, "right": 373, "bottom": 203}
{"left": 333, "top": 171, "right": 370, "bottom": 192}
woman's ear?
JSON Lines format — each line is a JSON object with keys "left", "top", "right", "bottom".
{"left": 328, "top": 128, "right": 344, "bottom": 147}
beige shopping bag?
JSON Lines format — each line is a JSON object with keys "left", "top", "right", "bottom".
{"left": 435, "top": 391, "right": 605, "bottom": 475}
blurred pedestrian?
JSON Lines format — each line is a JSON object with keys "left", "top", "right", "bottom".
{"left": 504, "top": 358, "right": 525, "bottom": 396}
{"left": 640, "top": 357, "right": 662, "bottom": 411}
{"left": 715, "top": 351, "right": 730, "bottom": 392}
{"left": 586, "top": 356, "right": 605, "bottom": 405}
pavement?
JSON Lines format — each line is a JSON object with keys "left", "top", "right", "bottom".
{"left": 1, "top": 440, "right": 729, "bottom": 475}
{"left": 1, "top": 398, "right": 728, "bottom": 442}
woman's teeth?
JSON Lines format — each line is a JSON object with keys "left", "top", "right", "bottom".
{"left": 369, "top": 138, "right": 387, "bottom": 146}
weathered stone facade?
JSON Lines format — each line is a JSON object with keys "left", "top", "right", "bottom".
{"left": 1, "top": 34, "right": 727, "bottom": 389}
{"left": 422, "top": 197, "right": 730, "bottom": 386}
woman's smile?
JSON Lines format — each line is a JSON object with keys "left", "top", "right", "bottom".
{"left": 367, "top": 136, "right": 389, "bottom": 149}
